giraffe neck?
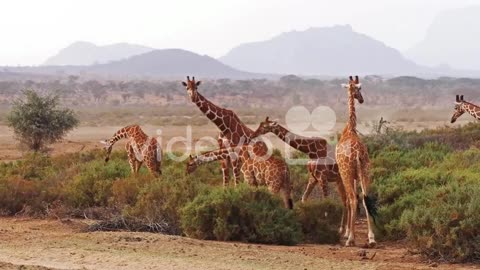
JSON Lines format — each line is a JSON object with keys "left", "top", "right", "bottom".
{"left": 105, "top": 125, "right": 148, "bottom": 159}
{"left": 463, "top": 102, "right": 480, "bottom": 120}
{"left": 272, "top": 124, "right": 327, "bottom": 158}
{"left": 192, "top": 91, "right": 254, "bottom": 142}
{"left": 344, "top": 90, "right": 357, "bottom": 134}
{"left": 194, "top": 148, "right": 245, "bottom": 166}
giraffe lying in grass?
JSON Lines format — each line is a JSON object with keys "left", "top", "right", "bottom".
{"left": 186, "top": 140, "right": 293, "bottom": 209}
{"left": 100, "top": 125, "right": 162, "bottom": 176}
{"left": 252, "top": 117, "right": 347, "bottom": 233}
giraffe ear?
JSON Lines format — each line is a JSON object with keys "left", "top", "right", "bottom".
{"left": 196, "top": 81, "right": 201, "bottom": 86}
{"left": 341, "top": 83, "right": 349, "bottom": 89}
{"left": 99, "top": 140, "right": 108, "bottom": 145}
{"left": 182, "top": 82, "right": 187, "bottom": 87}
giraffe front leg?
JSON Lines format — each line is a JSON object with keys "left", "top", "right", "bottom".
{"left": 134, "top": 160, "right": 143, "bottom": 175}
{"left": 302, "top": 174, "right": 318, "bottom": 203}
{"left": 126, "top": 143, "right": 136, "bottom": 174}
{"left": 231, "top": 158, "right": 242, "bottom": 186}
{"left": 220, "top": 158, "right": 230, "bottom": 188}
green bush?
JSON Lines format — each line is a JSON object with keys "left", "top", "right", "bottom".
{"left": 65, "top": 159, "right": 130, "bottom": 208}
{"left": 399, "top": 181, "right": 480, "bottom": 262}
{"left": 7, "top": 90, "right": 79, "bottom": 151}
{"left": 181, "top": 185, "right": 302, "bottom": 245}
{"left": 294, "top": 200, "right": 342, "bottom": 244}
{"left": 123, "top": 162, "right": 207, "bottom": 235}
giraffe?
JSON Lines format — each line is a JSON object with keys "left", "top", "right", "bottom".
{"left": 182, "top": 76, "right": 264, "bottom": 187}
{"left": 252, "top": 117, "right": 348, "bottom": 233}
{"left": 451, "top": 95, "right": 480, "bottom": 123}
{"left": 100, "top": 125, "right": 162, "bottom": 176}
{"left": 335, "top": 76, "right": 376, "bottom": 247}
{"left": 186, "top": 140, "right": 293, "bottom": 209}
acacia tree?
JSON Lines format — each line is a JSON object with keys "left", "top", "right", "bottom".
{"left": 7, "top": 90, "right": 79, "bottom": 152}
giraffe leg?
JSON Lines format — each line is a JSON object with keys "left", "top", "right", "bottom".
{"left": 220, "top": 158, "right": 230, "bottom": 187}
{"left": 145, "top": 155, "right": 160, "bottom": 178}
{"left": 135, "top": 160, "right": 143, "bottom": 174}
{"left": 126, "top": 142, "right": 136, "bottom": 174}
{"left": 320, "top": 174, "right": 329, "bottom": 198}
{"left": 338, "top": 166, "right": 356, "bottom": 246}
{"left": 282, "top": 174, "right": 294, "bottom": 210}
{"left": 357, "top": 159, "right": 376, "bottom": 247}
{"left": 336, "top": 177, "right": 349, "bottom": 236}
{"left": 302, "top": 173, "right": 318, "bottom": 203}
{"left": 231, "top": 158, "right": 242, "bottom": 186}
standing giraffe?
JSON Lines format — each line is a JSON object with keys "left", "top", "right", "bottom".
{"left": 182, "top": 76, "right": 263, "bottom": 187}
{"left": 451, "top": 95, "right": 480, "bottom": 123}
{"left": 100, "top": 125, "right": 162, "bottom": 176}
{"left": 186, "top": 141, "right": 293, "bottom": 209}
{"left": 336, "top": 76, "right": 376, "bottom": 247}
{"left": 252, "top": 117, "right": 347, "bottom": 233}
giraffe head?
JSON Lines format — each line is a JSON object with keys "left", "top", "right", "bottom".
{"left": 341, "top": 76, "right": 363, "bottom": 104}
{"left": 182, "top": 76, "right": 201, "bottom": 101}
{"left": 451, "top": 95, "right": 466, "bottom": 123}
{"left": 186, "top": 155, "right": 198, "bottom": 174}
{"left": 254, "top": 117, "right": 279, "bottom": 136}
{"left": 99, "top": 140, "right": 113, "bottom": 162}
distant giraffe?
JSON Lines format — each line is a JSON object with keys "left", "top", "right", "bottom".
{"left": 252, "top": 117, "right": 347, "bottom": 233}
{"left": 336, "top": 76, "right": 376, "bottom": 247}
{"left": 451, "top": 95, "right": 480, "bottom": 123}
{"left": 186, "top": 140, "right": 293, "bottom": 209}
{"left": 100, "top": 125, "right": 162, "bottom": 176}
{"left": 182, "top": 76, "right": 264, "bottom": 187}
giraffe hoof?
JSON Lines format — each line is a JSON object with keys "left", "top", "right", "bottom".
{"left": 345, "top": 240, "right": 355, "bottom": 247}
{"left": 367, "top": 241, "right": 377, "bottom": 248}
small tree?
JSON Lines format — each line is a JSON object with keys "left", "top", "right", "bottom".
{"left": 7, "top": 90, "right": 79, "bottom": 152}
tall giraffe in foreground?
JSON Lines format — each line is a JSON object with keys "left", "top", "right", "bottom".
{"left": 186, "top": 141, "right": 293, "bottom": 209}
{"left": 451, "top": 95, "right": 480, "bottom": 123}
{"left": 252, "top": 117, "right": 347, "bottom": 233}
{"left": 100, "top": 125, "right": 162, "bottom": 176}
{"left": 182, "top": 76, "right": 264, "bottom": 186}
{"left": 336, "top": 76, "right": 376, "bottom": 247}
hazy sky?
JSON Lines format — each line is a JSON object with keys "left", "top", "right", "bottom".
{"left": 0, "top": 0, "right": 477, "bottom": 66}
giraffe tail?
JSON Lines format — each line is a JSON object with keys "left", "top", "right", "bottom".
{"left": 363, "top": 195, "right": 378, "bottom": 225}
{"left": 287, "top": 198, "right": 294, "bottom": 210}
{"left": 356, "top": 157, "right": 378, "bottom": 225}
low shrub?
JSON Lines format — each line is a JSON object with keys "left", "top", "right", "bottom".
{"left": 294, "top": 200, "right": 343, "bottom": 244}
{"left": 181, "top": 185, "right": 302, "bottom": 245}
{"left": 399, "top": 181, "right": 480, "bottom": 262}
{"left": 123, "top": 165, "right": 207, "bottom": 235}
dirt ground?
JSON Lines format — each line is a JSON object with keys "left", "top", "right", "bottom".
{"left": 0, "top": 218, "right": 477, "bottom": 270}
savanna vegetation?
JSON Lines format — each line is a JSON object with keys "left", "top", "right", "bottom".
{"left": 1, "top": 75, "right": 480, "bottom": 126}
{"left": 0, "top": 122, "right": 479, "bottom": 262}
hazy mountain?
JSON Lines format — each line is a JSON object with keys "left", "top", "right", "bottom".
{"left": 220, "top": 25, "right": 421, "bottom": 76}
{"left": 43, "top": 41, "right": 154, "bottom": 66}
{"left": 11, "top": 49, "right": 261, "bottom": 79}
{"left": 405, "top": 6, "right": 480, "bottom": 70}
